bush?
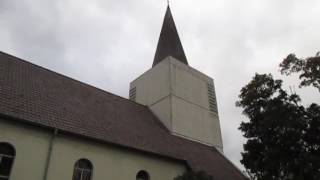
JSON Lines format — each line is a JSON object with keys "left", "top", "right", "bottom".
{"left": 174, "top": 171, "right": 214, "bottom": 180}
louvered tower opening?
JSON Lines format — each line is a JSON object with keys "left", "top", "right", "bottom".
{"left": 207, "top": 83, "right": 218, "bottom": 113}
{"left": 129, "top": 87, "right": 136, "bottom": 101}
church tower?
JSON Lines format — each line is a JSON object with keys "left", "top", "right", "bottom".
{"left": 129, "top": 6, "right": 223, "bottom": 152}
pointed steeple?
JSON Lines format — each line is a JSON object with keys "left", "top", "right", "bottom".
{"left": 153, "top": 6, "right": 188, "bottom": 67}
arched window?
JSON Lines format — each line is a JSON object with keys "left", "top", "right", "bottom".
{"left": 0, "top": 142, "right": 15, "bottom": 180}
{"left": 72, "top": 159, "right": 93, "bottom": 180}
{"left": 136, "top": 170, "right": 150, "bottom": 180}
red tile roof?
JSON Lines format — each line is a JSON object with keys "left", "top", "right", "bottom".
{"left": 0, "top": 51, "right": 247, "bottom": 180}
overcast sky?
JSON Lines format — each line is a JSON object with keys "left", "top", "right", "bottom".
{"left": 1, "top": 0, "right": 320, "bottom": 170}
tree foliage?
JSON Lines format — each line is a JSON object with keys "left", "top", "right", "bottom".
{"left": 280, "top": 52, "right": 320, "bottom": 91}
{"left": 237, "top": 53, "right": 320, "bottom": 180}
{"left": 174, "top": 171, "right": 214, "bottom": 180}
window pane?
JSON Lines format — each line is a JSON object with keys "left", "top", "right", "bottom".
{"left": 75, "top": 159, "right": 92, "bottom": 169}
{"left": 72, "top": 169, "right": 82, "bottom": 180}
{"left": 82, "top": 170, "right": 92, "bottom": 180}
{"left": 73, "top": 159, "right": 93, "bottom": 180}
{"left": 78, "top": 161, "right": 89, "bottom": 169}
{"left": 0, "top": 156, "right": 14, "bottom": 176}
{"left": 0, "top": 144, "right": 15, "bottom": 156}
{"left": 136, "top": 170, "right": 149, "bottom": 180}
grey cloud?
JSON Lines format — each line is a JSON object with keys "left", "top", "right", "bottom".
{"left": 1, "top": 0, "right": 320, "bottom": 171}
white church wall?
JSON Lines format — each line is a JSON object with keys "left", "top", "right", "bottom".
{"left": 170, "top": 59, "right": 211, "bottom": 109}
{"left": 130, "top": 57, "right": 174, "bottom": 130}
{"left": 171, "top": 95, "right": 223, "bottom": 151}
{"left": 149, "top": 96, "right": 172, "bottom": 129}
{"left": 47, "top": 134, "right": 186, "bottom": 180}
{"left": 0, "top": 118, "right": 51, "bottom": 180}
{"left": 0, "top": 118, "right": 186, "bottom": 180}
{"left": 130, "top": 58, "right": 171, "bottom": 106}
{"left": 130, "top": 56, "right": 223, "bottom": 151}
{"left": 169, "top": 58, "right": 223, "bottom": 151}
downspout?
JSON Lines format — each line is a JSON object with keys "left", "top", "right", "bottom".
{"left": 43, "top": 128, "right": 58, "bottom": 180}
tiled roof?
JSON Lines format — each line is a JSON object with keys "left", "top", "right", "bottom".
{"left": 0, "top": 51, "right": 246, "bottom": 180}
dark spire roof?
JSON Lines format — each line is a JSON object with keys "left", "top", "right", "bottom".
{"left": 153, "top": 6, "right": 188, "bottom": 67}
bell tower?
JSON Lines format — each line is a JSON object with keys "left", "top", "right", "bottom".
{"left": 129, "top": 6, "right": 223, "bottom": 152}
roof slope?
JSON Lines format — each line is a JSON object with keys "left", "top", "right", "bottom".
{"left": 0, "top": 51, "right": 246, "bottom": 180}
{"left": 153, "top": 6, "right": 188, "bottom": 67}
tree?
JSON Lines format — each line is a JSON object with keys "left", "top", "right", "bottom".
{"left": 174, "top": 171, "right": 214, "bottom": 180}
{"left": 236, "top": 53, "right": 320, "bottom": 180}
{"left": 280, "top": 52, "right": 320, "bottom": 91}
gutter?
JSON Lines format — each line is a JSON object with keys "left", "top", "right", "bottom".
{"left": 43, "top": 128, "right": 58, "bottom": 180}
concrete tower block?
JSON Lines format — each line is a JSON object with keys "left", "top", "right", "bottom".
{"left": 130, "top": 56, "right": 223, "bottom": 152}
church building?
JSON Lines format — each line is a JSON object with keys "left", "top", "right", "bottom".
{"left": 0, "top": 5, "right": 247, "bottom": 180}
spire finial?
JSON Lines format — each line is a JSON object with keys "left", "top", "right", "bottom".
{"left": 167, "top": 0, "right": 170, "bottom": 6}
